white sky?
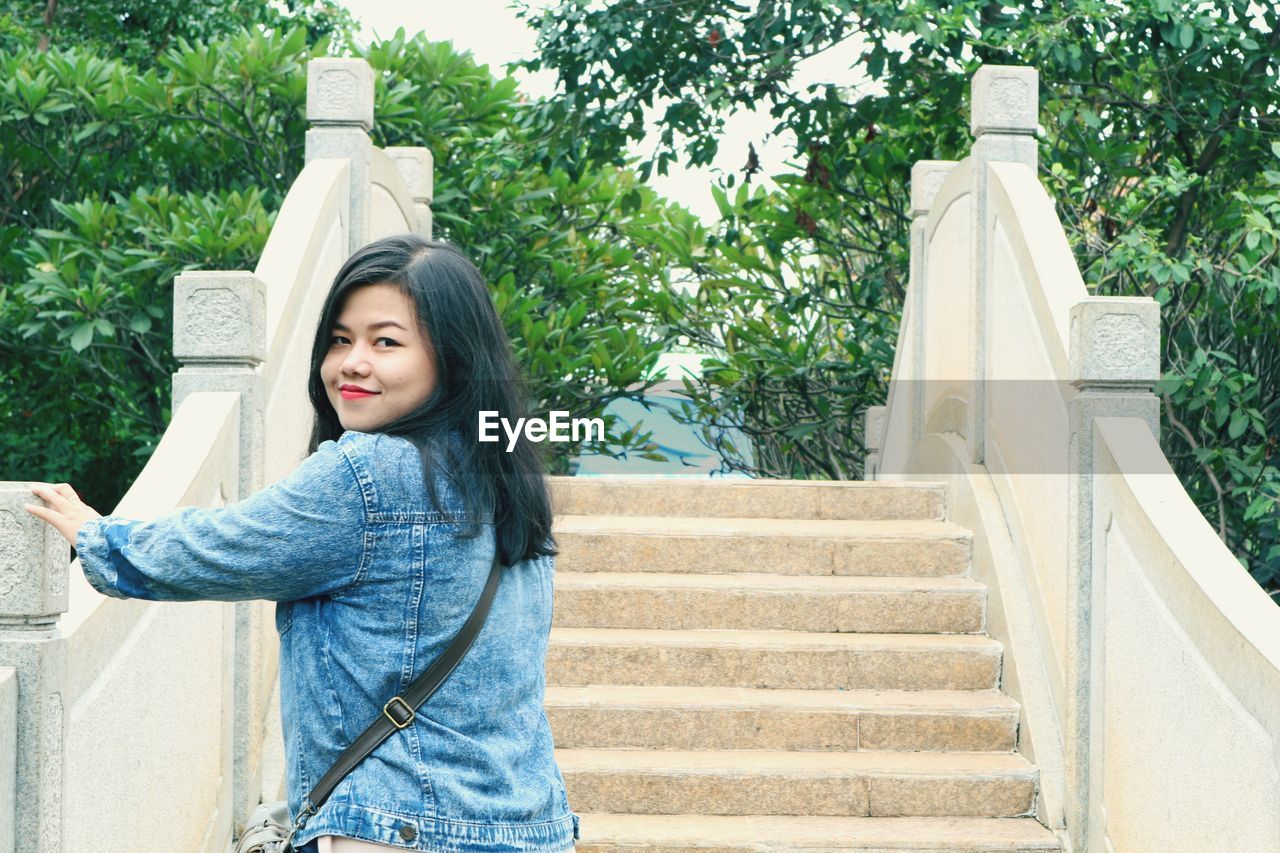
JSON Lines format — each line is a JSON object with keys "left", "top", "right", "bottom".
{"left": 340, "top": 0, "right": 877, "bottom": 224}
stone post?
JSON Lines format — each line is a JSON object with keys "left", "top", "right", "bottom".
{"left": 171, "top": 270, "right": 267, "bottom": 831}
{"left": 909, "top": 160, "right": 958, "bottom": 453}
{"left": 305, "top": 58, "right": 375, "bottom": 255}
{"left": 1066, "top": 297, "right": 1160, "bottom": 852}
{"left": 863, "top": 405, "right": 886, "bottom": 480}
{"left": 0, "top": 486, "right": 70, "bottom": 852}
{"left": 968, "top": 65, "right": 1040, "bottom": 464}
{"left": 388, "top": 147, "right": 435, "bottom": 239}
{"left": 0, "top": 666, "right": 16, "bottom": 852}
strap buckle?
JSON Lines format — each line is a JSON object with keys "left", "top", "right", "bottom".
{"left": 284, "top": 800, "right": 317, "bottom": 849}
{"left": 383, "top": 695, "right": 415, "bottom": 730}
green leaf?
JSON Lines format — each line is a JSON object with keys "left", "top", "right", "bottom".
{"left": 69, "top": 323, "right": 94, "bottom": 352}
{"left": 1243, "top": 494, "right": 1273, "bottom": 522}
{"left": 710, "top": 185, "right": 734, "bottom": 221}
{"left": 1228, "top": 408, "right": 1248, "bottom": 439}
{"left": 514, "top": 187, "right": 557, "bottom": 203}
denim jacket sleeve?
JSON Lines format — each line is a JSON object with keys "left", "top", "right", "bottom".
{"left": 74, "top": 438, "right": 368, "bottom": 603}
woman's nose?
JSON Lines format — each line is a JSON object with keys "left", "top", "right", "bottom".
{"left": 340, "top": 341, "right": 373, "bottom": 374}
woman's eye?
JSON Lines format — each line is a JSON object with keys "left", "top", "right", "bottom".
{"left": 328, "top": 335, "right": 398, "bottom": 347}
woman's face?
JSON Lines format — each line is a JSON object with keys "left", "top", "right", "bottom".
{"left": 321, "top": 282, "right": 437, "bottom": 433}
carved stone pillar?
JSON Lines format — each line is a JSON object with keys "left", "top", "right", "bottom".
{"left": 1066, "top": 297, "right": 1161, "bottom": 852}
{"left": 388, "top": 147, "right": 435, "bottom": 239}
{"left": 172, "top": 271, "right": 267, "bottom": 498}
{"left": 0, "top": 486, "right": 69, "bottom": 852}
{"left": 305, "top": 58, "right": 375, "bottom": 254}
{"left": 863, "top": 405, "right": 886, "bottom": 480}
{"left": 171, "top": 269, "right": 267, "bottom": 831}
{"left": 908, "top": 160, "right": 958, "bottom": 454}
{"left": 968, "top": 65, "right": 1040, "bottom": 464}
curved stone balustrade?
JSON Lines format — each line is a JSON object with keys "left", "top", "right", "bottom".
{"left": 0, "top": 55, "right": 435, "bottom": 853}
{"left": 874, "top": 63, "right": 1280, "bottom": 852}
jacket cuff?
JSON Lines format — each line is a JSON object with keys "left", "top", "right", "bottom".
{"left": 75, "top": 516, "right": 133, "bottom": 599}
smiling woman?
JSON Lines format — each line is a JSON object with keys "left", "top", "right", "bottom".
{"left": 321, "top": 283, "right": 438, "bottom": 434}
{"left": 26, "top": 234, "right": 580, "bottom": 853}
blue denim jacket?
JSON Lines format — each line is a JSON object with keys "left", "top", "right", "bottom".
{"left": 75, "top": 430, "right": 579, "bottom": 852}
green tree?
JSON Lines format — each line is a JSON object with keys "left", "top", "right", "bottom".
{"left": 0, "top": 0, "right": 357, "bottom": 66}
{"left": 516, "top": 0, "right": 1280, "bottom": 595}
{"left": 1, "top": 19, "right": 690, "bottom": 514}
{"left": 1, "top": 23, "right": 331, "bottom": 510}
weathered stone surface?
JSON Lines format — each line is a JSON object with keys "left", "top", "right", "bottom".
{"left": 574, "top": 813, "right": 1062, "bottom": 851}
{"left": 545, "top": 685, "right": 1018, "bottom": 752}
{"left": 971, "top": 65, "right": 1039, "bottom": 137}
{"left": 865, "top": 405, "right": 888, "bottom": 453}
{"left": 305, "top": 58, "right": 374, "bottom": 130}
{"left": 553, "top": 516, "right": 971, "bottom": 576}
{"left": 0, "top": 639, "right": 64, "bottom": 853}
{"left": 911, "top": 160, "right": 959, "bottom": 217}
{"left": 305, "top": 126, "right": 372, "bottom": 252}
{"left": 1069, "top": 297, "right": 1161, "bottom": 387}
{"left": 858, "top": 705, "right": 1016, "bottom": 752}
{"left": 558, "top": 748, "right": 1037, "bottom": 817}
{"left": 550, "top": 478, "right": 945, "bottom": 520}
{"left": 868, "top": 765, "right": 1036, "bottom": 817}
{"left": 386, "top": 146, "right": 434, "bottom": 202}
{"left": 414, "top": 202, "right": 432, "bottom": 239}
{"left": 172, "top": 272, "right": 266, "bottom": 364}
{"left": 552, "top": 571, "right": 986, "bottom": 633}
{"left": 0, "top": 486, "right": 68, "bottom": 622}
{"left": 546, "top": 628, "right": 1001, "bottom": 691}
{"left": 170, "top": 369, "right": 260, "bottom": 502}
{"left": 0, "top": 668, "right": 14, "bottom": 852}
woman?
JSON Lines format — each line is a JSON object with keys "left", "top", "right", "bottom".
{"left": 25, "top": 235, "right": 580, "bottom": 853}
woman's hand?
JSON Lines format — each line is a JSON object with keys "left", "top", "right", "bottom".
{"left": 24, "top": 483, "right": 103, "bottom": 547}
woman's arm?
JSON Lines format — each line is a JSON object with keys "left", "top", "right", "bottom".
{"left": 29, "top": 440, "right": 369, "bottom": 603}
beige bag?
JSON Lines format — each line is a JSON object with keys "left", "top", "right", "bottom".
{"left": 234, "top": 800, "right": 294, "bottom": 853}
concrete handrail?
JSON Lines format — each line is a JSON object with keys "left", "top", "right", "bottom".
{"left": 875, "top": 62, "right": 1280, "bottom": 852}
{"left": 985, "top": 162, "right": 1076, "bottom": 379}
{"left": 921, "top": 157, "right": 972, "bottom": 249}
{"left": 0, "top": 391, "right": 241, "bottom": 853}
{"left": 255, "top": 157, "right": 351, "bottom": 398}
{"left": 60, "top": 392, "right": 242, "bottom": 851}
{"left": 370, "top": 146, "right": 417, "bottom": 234}
{"left": 61, "top": 392, "right": 241, "bottom": 630}
{"left": 1088, "top": 417, "right": 1280, "bottom": 850}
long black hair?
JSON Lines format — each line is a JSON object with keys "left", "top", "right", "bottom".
{"left": 306, "top": 234, "right": 555, "bottom": 566}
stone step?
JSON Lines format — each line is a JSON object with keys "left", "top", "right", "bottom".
{"left": 557, "top": 749, "right": 1039, "bottom": 818}
{"left": 574, "top": 814, "right": 1062, "bottom": 851}
{"left": 553, "top": 516, "right": 972, "bottom": 577}
{"left": 552, "top": 572, "right": 987, "bottom": 633}
{"left": 547, "top": 628, "right": 1002, "bottom": 691}
{"left": 550, "top": 477, "right": 946, "bottom": 521}
{"left": 545, "top": 685, "right": 1020, "bottom": 752}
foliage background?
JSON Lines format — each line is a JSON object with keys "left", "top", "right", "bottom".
{"left": 515, "top": 0, "right": 1280, "bottom": 599}
{"left": 0, "top": 0, "right": 689, "bottom": 513}
{"left": 2, "top": 0, "right": 1277, "bottom": 600}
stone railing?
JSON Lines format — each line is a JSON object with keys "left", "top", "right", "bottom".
{"left": 0, "top": 57, "right": 433, "bottom": 853}
{"left": 870, "top": 64, "right": 1280, "bottom": 851}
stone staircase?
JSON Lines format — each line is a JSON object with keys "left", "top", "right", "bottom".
{"left": 545, "top": 477, "right": 1063, "bottom": 852}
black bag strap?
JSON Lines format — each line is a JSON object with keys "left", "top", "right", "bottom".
{"left": 293, "top": 553, "right": 505, "bottom": 827}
